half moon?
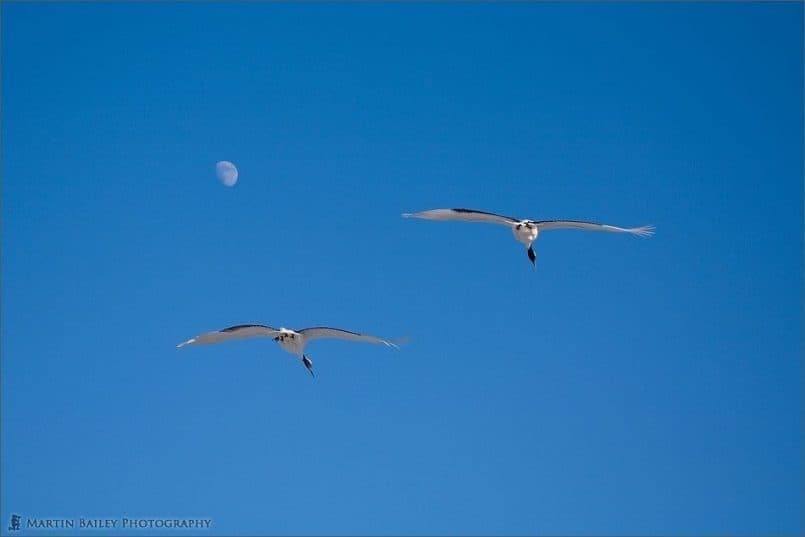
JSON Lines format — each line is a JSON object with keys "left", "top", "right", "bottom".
{"left": 216, "top": 161, "right": 238, "bottom": 187}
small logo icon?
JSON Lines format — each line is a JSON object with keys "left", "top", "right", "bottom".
{"left": 8, "top": 513, "right": 22, "bottom": 531}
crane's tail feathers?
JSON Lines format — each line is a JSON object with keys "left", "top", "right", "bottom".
{"left": 629, "top": 225, "right": 655, "bottom": 237}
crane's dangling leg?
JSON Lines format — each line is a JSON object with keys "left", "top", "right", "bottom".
{"left": 302, "top": 355, "right": 315, "bottom": 378}
{"left": 527, "top": 246, "right": 536, "bottom": 267}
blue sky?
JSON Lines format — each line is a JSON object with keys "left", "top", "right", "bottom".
{"left": 1, "top": 2, "right": 802, "bottom": 535}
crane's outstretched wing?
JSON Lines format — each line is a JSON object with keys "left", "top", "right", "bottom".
{"left": 177, "top": 324, "right": 281, "bottom": 348}
{"left": 535, "top": 220, "right": 655, "bottom": 237}
{"left": 298, "top": 327, "right": 400, "bottom": 348}
{"left": 403, "top": 208, "right": 520, "bottom": 227}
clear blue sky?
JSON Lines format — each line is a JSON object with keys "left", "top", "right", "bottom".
{"left": 2, "top": 2, "right": 802, "bottom": 536}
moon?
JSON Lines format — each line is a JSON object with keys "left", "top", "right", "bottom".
{"left": 215, "top": 161, "right": 238, "bottom": 187}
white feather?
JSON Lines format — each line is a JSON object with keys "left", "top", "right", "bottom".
{"left": 535, "top": 220, "right": 655, "bottom": 236}
{"left": 298, "top": 327, "right": 400, "bottom": 348}
{"left": 403, "top": 208, "right": 518, "bottom": 227}
{"left": 176, "top": 324, "right": 280, "bottom": 348}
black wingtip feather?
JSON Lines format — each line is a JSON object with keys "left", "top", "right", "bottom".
{"left": 222, "top": 324, "right": 271, "bottom": 332}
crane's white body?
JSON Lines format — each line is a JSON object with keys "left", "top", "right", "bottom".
{"left": 275, "top": 327, "right": 305, "bottom": 356}
{"left": 512, "top": 221, "right": 539, "bottom": 246}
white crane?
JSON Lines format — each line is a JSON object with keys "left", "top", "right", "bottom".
{"left": 177, "top": 324, "right": 400, "bottom": 377}
{"left": 403, "top": 208, "right": 654, "bottom": 267}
